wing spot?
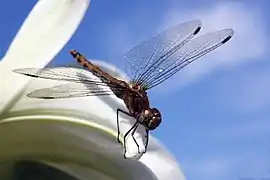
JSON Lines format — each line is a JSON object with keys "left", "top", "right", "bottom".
{"left": 27, "top": 74, "right": 39, "bottom": 78}
{"left": 193, "top": 26, "right": 201, "bottom": 35}
{"left": 221, "top": 35, "right": 232, "bottom": 44}
{"left": 42, "top": 97, "right": 55, "bottom": 99}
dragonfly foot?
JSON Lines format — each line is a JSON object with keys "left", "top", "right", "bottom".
{"left": 117, "top": 136, "right": 121, "bottom": 144}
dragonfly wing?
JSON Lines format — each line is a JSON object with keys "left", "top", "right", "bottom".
{"left": 121, "top": 20, "right": 202, "bottom": 86}
{"left": 13, "top": 67, "right": 118, "bottom": 87}
{"left": 135, "top": 28, "right": 234, "bottom": 89}
{"left": 27, "top": 82, "right": 121, "bottom": 99}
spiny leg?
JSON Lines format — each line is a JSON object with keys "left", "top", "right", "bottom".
{"left": 116, "top": 108, "right": 132, "bottom": 144}
{"left": 123, "top": 121, "right": 139, "bottom": 159}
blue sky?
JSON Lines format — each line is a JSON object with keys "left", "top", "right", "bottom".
{"left": 1, "top": 0, "right": 270, "bottom": 180}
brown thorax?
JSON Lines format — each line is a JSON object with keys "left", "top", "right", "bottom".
{"left": 129, "top": 84, "right": 147, "bottom": 97}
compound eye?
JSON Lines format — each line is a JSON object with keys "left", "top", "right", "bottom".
{"left": 147, "top": 116, "right": 161, "bottom": 130}
{"left": 153, "top": 116, "right": 161, "bottom": 124}
{"left": 153, "top": 116, "right": 160, "bottom": 123}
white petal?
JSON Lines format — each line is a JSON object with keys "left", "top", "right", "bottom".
{"left": 1, "top": 60, "right": 186, "bottom": 179}
{"left": 0, "top": 0, "right": 90, "bottom": 113}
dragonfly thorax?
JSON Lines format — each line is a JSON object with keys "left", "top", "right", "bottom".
{"left": 129, "top": 83, "right": 147, "bottom": 96}
{"left": 129, "top": 83, "right": 142, "bottom": 90}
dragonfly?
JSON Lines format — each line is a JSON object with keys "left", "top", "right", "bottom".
{"left": 13, "top": 20, "right": 234, "bottom": 158}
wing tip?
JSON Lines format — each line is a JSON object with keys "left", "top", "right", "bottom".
{"left": 27, "top": 92, "right": 38, "bottom": 98}
{"left": 221, "top": 28, "right": 234, "bottom": 44}
{"left": 193, "top": 26, "right": 201, "bottom": 35}
{"left": 223, "top": 28, "right": 234, "bottom": 34}
{"left": 27, "top": 89, "right": 48, "bottom": 99}
{"left": 27, "top": 92, "right": 55, "bottom": 99}
{"left": 184, "top": 19, "right": 202, "bottom": 35}
{"left": 13, "top": 68, "right": 40, "bottom": 78}
{"left": 188, "top": 19, "right": 202, "bottom": 26}
{"left": 188, "top": 19, "right": 202, "bottom": 27}
{"left": 12, "top": 68, "right": 24, "bottom": 74}
{"left": 174, "top": 19, "right": 202, "bottom": 35}
{"left": 201, "top": 28, "right": 234, "bottom": 44}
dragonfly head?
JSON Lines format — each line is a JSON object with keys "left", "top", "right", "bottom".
{"left": 140, "top": 108, "right": 162, "bottom": 130}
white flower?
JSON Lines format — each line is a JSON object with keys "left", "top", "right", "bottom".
{"left": 0, "top": 0, "right": 186, "bottom": 179}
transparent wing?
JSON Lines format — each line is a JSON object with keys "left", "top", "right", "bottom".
{"left": 27, "top": 82, "right": 120, "bottom": 99}
{"left": 13, "top": 67, "right": 119, "bottom": 88}
{"left": 122, "top": 20, "right": 202, "bottom": 84}
{"left": 135, "top": 28, "right": 234, "bottom": 89}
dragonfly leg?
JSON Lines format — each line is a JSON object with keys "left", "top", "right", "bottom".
{"left": 123, "top": 121, "right": 139, "bottom": 159}
{"left": 131, "top": 122, "right": 140, "bottom": 154}
{"left": 143, "top": 129, "right": 149, "bottom": 153}
{"left": 116, "top": 108, "right": 132, "bottom": 144}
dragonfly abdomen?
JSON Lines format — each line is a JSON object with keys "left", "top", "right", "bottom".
{"left": 69, "top": 49, "right": 131, "bottom": 99}
{"left": 69, "top": 50, "right": 125, "bottom": 85}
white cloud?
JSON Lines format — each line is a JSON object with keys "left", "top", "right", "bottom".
{"left": 155, "top": 2, "right": 269, "bottom": 91}
{"left": 100, "top": 2, "right": 269, "bottom": 94}
{"left": 162, "top": 2, "right": 267, "bottom": 62}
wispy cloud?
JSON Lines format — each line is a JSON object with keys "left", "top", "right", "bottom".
{"left": 101, "top": 2, "right": 269, "bottom": 92}
{"left": 156, "top": 2, "right": 269, "bottom": 91}
{"left": 161, "top": 2, "right": 268, "bottom": 64}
